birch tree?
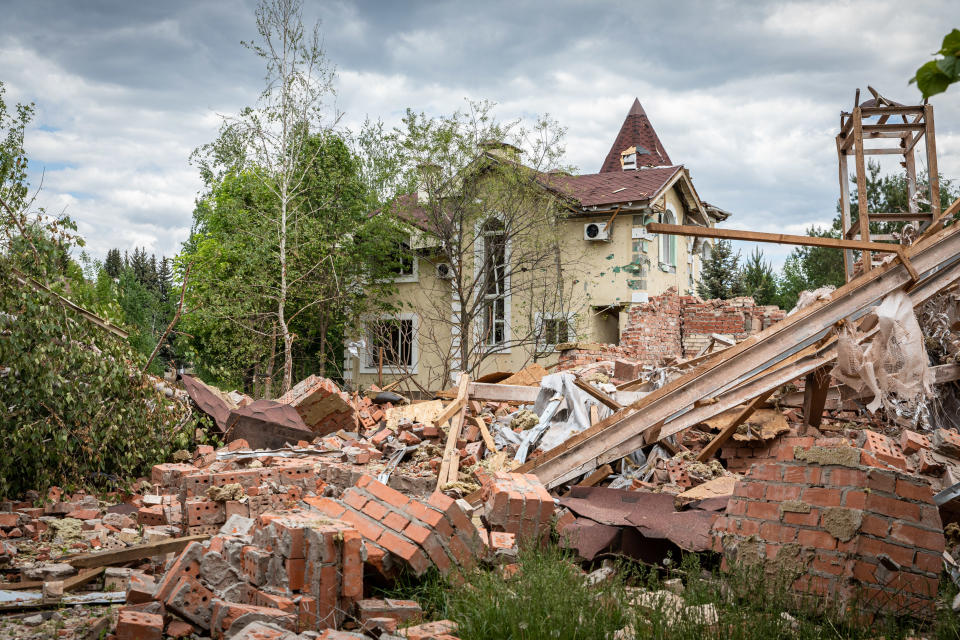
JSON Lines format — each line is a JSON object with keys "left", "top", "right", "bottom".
{"left": 192, "top": 0, "right": 341, "bottom": 393}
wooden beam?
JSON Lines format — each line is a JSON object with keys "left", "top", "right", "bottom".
{"left": 576, "top": 464, "right": 613, "bottom": 488}
{"left": 859, "top": 106, "right": 925, "bottom": 117}
{"left": 436, "top": 374, "right": 470, "bottom": 489}
{"left": 924, "top": 104, "right": 941, "bottom": 222}
{"left": 573, "top": 377, "right": 622, "bottom": 411}
{"left": 838, "top": 136, "right": 854, "bottom": 282}
{"left": 645, "top": 223, "right": 903, "bottom": 254}
{"left": 853, "top": 107, "right": 871, "bottom": 272}
{"left": 69, "top": 535, "right": 209, "bottom": 569}
{"left": 802, "top": 366, "right": 832, "bottom": 428}
{"left": 437, "top": 382, "right": 539, "bottom": 403}
{"left": 432, "top": 374, "right": 470, "bottom": 427}
{"left": 470, "top": 415, "right": 498, "bottom": 452}
{"left": 696, "top": 389, "right": 776, "bottom": 462}
{"left": 861, "top": 123, "right": 926, "bottom": 133}
{"left": 605, "top": 205, "right": 623, "bottom": 231}
{"left": 502, "top": 222, "right": 960, "bottom": 490}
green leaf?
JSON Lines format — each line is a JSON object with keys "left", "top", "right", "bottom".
{"left": 912, "top": 60, "right": 951, "bottom": 99}
{"left": 940, "top": 28, "right": 960, "bottom": 56}
{"left": 937, "top": 55, "right": 960, "bottom": 82}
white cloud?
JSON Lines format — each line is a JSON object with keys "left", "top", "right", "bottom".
{"left": 1, "top": 0, "right": 957, "bottom": 276}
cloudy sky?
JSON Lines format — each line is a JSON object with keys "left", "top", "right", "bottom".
{"left": 1, "top": 0, "right": 958, "bottom": 268}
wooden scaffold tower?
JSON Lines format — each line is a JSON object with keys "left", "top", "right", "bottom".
{"left": 835, "top": 87, "right": 940, "bottom": 282}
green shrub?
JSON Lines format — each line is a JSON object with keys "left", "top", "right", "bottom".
{"left": 0, "top": 268, "right": 195, "bottom": 497}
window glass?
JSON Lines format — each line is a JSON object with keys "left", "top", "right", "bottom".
{"left": 367, "top": 318, "right": 414, "bottom": 367}
{"left": 481, "top": 219, "right": 507, "bottom": 345}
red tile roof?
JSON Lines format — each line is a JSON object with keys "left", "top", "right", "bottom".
{"left": 599, "top": 98, "right": 671, "bottom": 172}
{"left": 540, "top": 165, "right": 681, "bottom": 208}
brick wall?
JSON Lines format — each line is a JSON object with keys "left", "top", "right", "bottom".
{"left": 558, "top": 288, "right": 785, "bottom": 370}
{"left": 712, "top": 437, "right": 944, "bottom": 619}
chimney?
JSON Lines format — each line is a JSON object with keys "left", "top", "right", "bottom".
{"left": 479, "top": 139, "right": 522, "bottom": 163}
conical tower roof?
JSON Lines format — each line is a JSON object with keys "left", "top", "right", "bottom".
{"left": 599, "top": 98, "right": 672, "bottom": 172}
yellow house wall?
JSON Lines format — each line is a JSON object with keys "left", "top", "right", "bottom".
{"left": 348, "top": 183, "right": 706, "bottom": 392}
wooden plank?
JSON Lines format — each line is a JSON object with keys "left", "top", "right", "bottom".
{"left": 69, "top": 535, "right": 209, "bottom": 569}
{"left": 590, "top": 404, "right": 600, "bottom": 425}
{"left": 849, "top": 147, "right": 909, "bottom": 156}
{"left": 455, "top": 382, "right": 539, "bottom": 403}
{"left": 436, "top": 374, "right": 470, "bottom": 489}
{"left": 573, "top": 377, "right": 622, "bottom": 411}
{"left": 859, "top": 106, "right": 925, "bottom": 117}
{"left": 500, "top": 364, "right": 548, "bottom": 387}
{"left": 802, "top": 366, "right": 831, "bottom": 428}
{"left": 925, "top": 103, "right": 941, "bottom": 222}
{"left": 504, "top": 222, "right": 960, "bottom": 490}
{"left": 837, "top": 133, "right": 854, "bottom": 282}
{"left": 645, "top": 223, "right": 902, "bottom": 254}
{"left": 853, "top": 107, "right": 871, "bottom": 273}
{"left": 695, "top": 389, "right": 775, "bottom": 462}
{"left": 470, "top": 415, "right": 498, "bottom": 452}
{"left": 576, "top": 464, "right": 613, "bottom": 487}
{"left": 432, "top": 374, "right": 470, "bottom": 428}
{"left": 861, "top": 123, "right": 925, "bottom": 133}
{"left": 62, "top": 567, "right": 105, "bottom": 592}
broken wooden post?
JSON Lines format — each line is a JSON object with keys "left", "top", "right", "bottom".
{"left": 802, "top": 365, "right": 832, "bottom": 428}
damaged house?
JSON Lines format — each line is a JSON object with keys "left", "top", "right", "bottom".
{"left": 344, "top": 99, "right": 730, "bottom": 391}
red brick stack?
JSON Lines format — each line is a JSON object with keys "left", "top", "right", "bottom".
{"left": 134, "top": 512, "right": 362, "bottom": 637}
{"left": 303, "top": 475, "right": 484, "bottom": 576}
{"left": 479, "top": 472, "right": 555, "bottom": 544}
{"left": 278, "top": 375, "right": 361, "bottom": 435}
{"left": 712, "top": 437, "right": 944, "bottom": 619}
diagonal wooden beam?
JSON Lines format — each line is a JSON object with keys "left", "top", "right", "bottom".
{"left": 696, "top": 389, "right": 776, "bottom": 462}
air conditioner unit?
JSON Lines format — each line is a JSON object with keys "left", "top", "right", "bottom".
{"left": 584, "top": 222, "right": 610, "bottom": 241}
{"left": 435, "top": 262, "right": 454, "bottom": 279}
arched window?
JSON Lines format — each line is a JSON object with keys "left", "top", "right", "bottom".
{"left": 659, "top": 208, "right": 677, "bottom": 266}
{"left": 481, "top": 218, "right": 506, "bottom": 345}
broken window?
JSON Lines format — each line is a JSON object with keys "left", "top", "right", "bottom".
{"left": 537, "top": 314, "right": 573, "bottom": 350}
{"left": 386, "top": 239, "right": 417, "bottom": 280}
{"left": 481, "top": 218, "right": 507, "bottom": 346}
{"left": 367, "top": 317, "right": 414, "bottom": 368}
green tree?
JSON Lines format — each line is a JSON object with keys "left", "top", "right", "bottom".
{"left": 697, "top": 240, "right": 742, "bottom": 300}
{"left": 0, "top": 81, "right": 194, "bottom": 496}
{"left": 911, "top": 29, "right": 960, "bottom": 99}
{"left": 775, "top": 226, "right": 845, "bottom": 311}
{"left": 740, "top": 248, "right": 777, "bottom": 306}
{"left": 104, "top": 248, "right": 123, "bottom": 278}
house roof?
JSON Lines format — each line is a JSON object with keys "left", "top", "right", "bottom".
{"left": 599, "top": 98, "right": 672, "bottom": 172}
{"left": 539, "top": 165, "right": 682, "bottom": 208}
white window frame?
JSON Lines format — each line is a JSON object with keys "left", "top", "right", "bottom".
{"left": 359, "top": 313, "right": 419, "bottom": 374}
{"left": 659, "top": 208, "right": 678, "bottom": 268}
{"left": 535, "top": 312, "right": 577, "bottom": 352}
{"left": 474, "top": 216, "right": 511, "bottom": 352}
{"left": 387, "top": 236, "right": 419, "bottom": 284}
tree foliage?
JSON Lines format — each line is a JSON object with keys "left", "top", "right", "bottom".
{"left": 0, "top": 81, "right": 194, "bottom": 497}
{"left": 740, "top": 248, "right": 777, "bottom": 306}
{"left": 697, "top": 239, "right": 742, "bottom": 300}
{"left": 911, "top": 29, "right": 960, "bottom": 99}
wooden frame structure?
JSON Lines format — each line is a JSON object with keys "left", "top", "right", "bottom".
{"left": 835, "top": 87, "right": 939, "bottom": 282}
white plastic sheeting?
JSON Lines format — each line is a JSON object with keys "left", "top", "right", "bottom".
{"left": 513, "top": 373, "right": 612, "bottom": 463}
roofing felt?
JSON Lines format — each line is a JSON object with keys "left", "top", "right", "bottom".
{"left": 599, "top": 98, "right": 672, "bottom": 173}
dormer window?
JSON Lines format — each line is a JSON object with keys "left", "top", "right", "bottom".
{"left": 620, "top": 146, "right": 637, "bottom": 171}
